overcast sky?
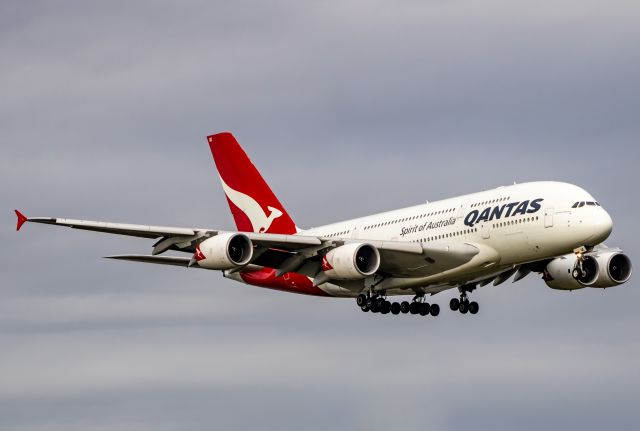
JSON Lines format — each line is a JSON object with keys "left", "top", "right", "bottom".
{"left": 1, "top": 1, "right": 639, "bottom": 430}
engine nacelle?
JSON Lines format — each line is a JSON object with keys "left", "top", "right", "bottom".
{"left": 590, "top": 251, "right": 632, "bottom": 287}
{"left": 544, "top": 250, "right": 632, "bottom": 290}
{"left": 195, "top": 233, "right": 253, "bottom": 270}
{"left": 322, "top": 243, "right": 380, "bottom": 280}
{"left": 544, "top": 254, "right": 599, "bottom": 290}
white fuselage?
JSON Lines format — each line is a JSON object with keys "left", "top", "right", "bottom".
{"left": 300, "top": 181, "right": 613, "bottom": 296}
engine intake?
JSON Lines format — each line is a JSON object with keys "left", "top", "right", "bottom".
{"left": 323, "top": 243, "right": 380, "bottom": 280}
{"left": 195, "top": 233, "right": 253, "bottom": 270}
{"left": 590, "top": 252, "right": 632, "bottom": 287}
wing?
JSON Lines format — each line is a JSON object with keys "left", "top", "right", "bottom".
{"left": 15, "top": 210, "right": 323, "bottom": 253}
{"left": 15, "top": 210, "right": 480, "bottom": 279}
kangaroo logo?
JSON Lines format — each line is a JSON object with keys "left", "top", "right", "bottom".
{"left": 219, "top": 176, "right": 283, "bottom": 233}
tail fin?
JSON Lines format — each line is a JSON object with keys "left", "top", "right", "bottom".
{"left": 207, "top": 132, "right": 298, "bottom": 234}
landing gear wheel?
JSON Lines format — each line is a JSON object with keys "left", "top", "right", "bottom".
{"left": 572, "top": 268, "right": 582, "bottom": 280}
{"left": 381, "top": 301, "right": 391, "bottom": 314}
{"left": 459, "top": 301, "right": 469, "bottom": 314}
{"left": 391, "top": 302, "right": 401, "bottom": 315}
{"left": 430, "top": 303, "right": 440, "bottom": 316}
{"left": 360, "top": 303, "right": 370, "bottom": 312}
{"left": 400, "top": 301, "right": 410, "bottom": 314}
{"left": 468, "top": 301, "right": 479, "bottom": 315}
{"left": 450, "top": 298, "right": 460, "bottom": 311}
{"left": 356, "top": 294, "right": 367, "bottom": 307}
{"left": 409, "top": 302, "right": 420, "bottom": 315}
{"left": 366, "top": 297, "right": 375, "bottom": 310}
{"left": 419, "top": 303, "right": 431, "bottom": 316}
{"left": 375, "top": 297, "right": 385, "bottom": 309}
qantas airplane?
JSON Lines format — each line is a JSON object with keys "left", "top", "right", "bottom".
{"left": 15, "top": 132, "right": 633, "bottom": 316}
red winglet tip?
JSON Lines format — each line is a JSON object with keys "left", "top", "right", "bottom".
{"left": 15, "top": 209, "right": 28, "bottom": 231}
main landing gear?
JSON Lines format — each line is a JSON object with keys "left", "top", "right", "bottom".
{"left": 449, "top": 292, "right": 479, "bottom": 315}
{"left": 356, "top": 294, "right": 440, "bottom": 317}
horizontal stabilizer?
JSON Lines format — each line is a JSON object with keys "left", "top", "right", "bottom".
{"left": 105, "top": 254, "right": 194, "bottom": 267}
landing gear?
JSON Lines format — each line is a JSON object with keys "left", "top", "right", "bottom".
{"left": 409, "top": 301, "right": 420, "bottom": 314}
{"left": 380, "top": 301, "right": 391, "bottom": 314}
{"left": 419, "top": 302, "right": 431, "bottom": 316}
{"left": 430, "top": 303, "right": 440, "bottom": 316}
{"left": 356, "top": 294, "right": 367, "bottom": 307}
{"left": 468, "top": 301, "right": 479, "bottom": 314}
{"left": 390, "top": 302, "right": 401, "bottom": 315}
{"left": 450, "top": 288, "right": 479, "bottom": 316}
{"left": 356, "top": 294, "right": 439, "bottom": 317}
{"left": 459, "top": 300, "right": 469, "bottom": 314}
{"left": 400, "top": 301, "right": 410, "bottom": 314}
{"left": 572, "top": 246, "right": 596, "bottom": 281}
{"left": 449, "top": 297, "right": 460, "bottom": 311}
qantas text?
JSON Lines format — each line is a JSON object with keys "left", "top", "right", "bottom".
{"left": 464, "top": 198, "right": 544, "bottom": 227}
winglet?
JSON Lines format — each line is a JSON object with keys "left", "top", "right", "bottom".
{"left": 15, "top": 210, "right": 28, "bottom": 231}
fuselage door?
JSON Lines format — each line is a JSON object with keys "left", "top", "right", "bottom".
{"left": 544, "top": 208, "right": 554, "bottom": 228}
{"left": 481, "top": 222, "right": 490, "bottom": 239}
{"left": 457, "top": 201, "right": 470, "bottom": 220}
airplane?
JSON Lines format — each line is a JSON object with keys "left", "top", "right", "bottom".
{"left": 15, "top": 132, "right": 633, "bottom": 316}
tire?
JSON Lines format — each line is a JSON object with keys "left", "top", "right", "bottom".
{"left": 572, "top": 268, "right": 581, "bottom": 280}
{"left": 360, "top": 303, "right": 370, "bottom": 312}
{"left": 369, "top": 299, "right": 379, "bottom": 313}
{"left": 375, "top": 297, "right": 385, "bottom": 308}
{"left": 400, "top": 301, "right": 410, "bottom": 314}
{"left": 409, "top": 302, "right": 420, "bottom": 315}
{"left": 419, "top": 303, "right": 430, "bottom": 316}
{"left": 450, "top": 298, "right": 460, "bottom": 311}
{"left": 468, "top": 301, "right": 479, "bottom": 315}
{"left": 381, "top": 301, "right": 391, "bottom": 314}
{"left": 391, "top": 302, "right": 401, "bottom": 315}
{"left": 459, "top": 301, "right": 469, "bottom": 314}
{"left": 366, "top": 298, "right": 374, "bottom": 309}
{"left": 356, "top": 294, "right": 367, "bottom": 307}
{"left": 430, "top": 303, "right": 440, "bottom": 316}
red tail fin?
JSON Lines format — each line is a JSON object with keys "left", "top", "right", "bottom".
{"left": 207, "top": 132, "right": 297, "bottom": 234}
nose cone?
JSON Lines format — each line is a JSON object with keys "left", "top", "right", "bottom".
{"left": 588, "top": 209, "right": 613, "bottom": 244}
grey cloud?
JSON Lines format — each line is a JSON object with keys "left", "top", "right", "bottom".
{"left": 1, "top": 0, "right": 639, "bottom": 430}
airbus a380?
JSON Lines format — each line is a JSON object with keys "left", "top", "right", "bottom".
{"left": 16, "top": 133, "right": 633, "bottom": 316}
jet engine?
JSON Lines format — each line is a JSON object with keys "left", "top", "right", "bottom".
{"left": 322, "top": 243, "right": 380, "bottom": 279}
{"left": 545, "top": 254, "right": 598, "bottom": 290}
{"left": 195, "top": 233, "right": 253, "bottom": 270}
{"left": 544, "top": 251, "right": 632, "bottom": 290}
{"left": 590, "top": 251, "right": 633, "bottom": 287}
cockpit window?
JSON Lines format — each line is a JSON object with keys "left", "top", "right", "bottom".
{"left": 573, "top": 201, "right": 601, "bottom": 208}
